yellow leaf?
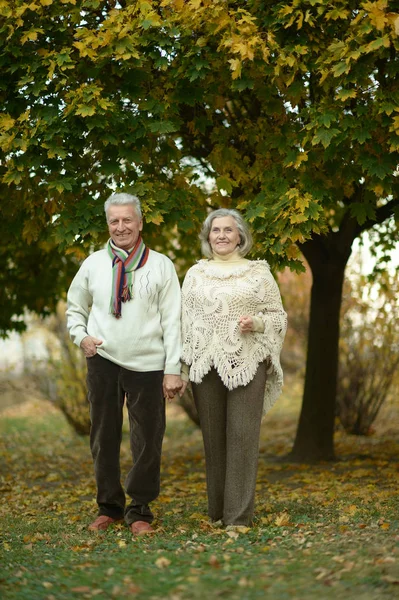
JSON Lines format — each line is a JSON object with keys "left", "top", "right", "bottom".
{"left": 260, "top": 515, "right": 273, "bottom": 525}
{"left": 0, "top": 114, "right": 15, "bottom": 131}
{"left": 286, "top": 244, "right": 300, "bottom": 259}
{"left": 336, "top": 89, "right": 357, "bottom": 102}
{"left": 17, "top": 109, "right": 31, "bottom": 123}
{"left": 387, "top": 12, "right": 399, "bottom": 35}
{"left": 228, "top": 58, "right": 242, "bottom": 80}
{"left": 155, "top": 556, "right": 171, "bottom": 568}
{"left": 367, "top": 5, "right": 387, "bottom": 30}
{"left": 289, "top": 213, "right": 307, "bottom": 224}
{"left": 21, "top": 30, "right": 39, "bottom": 44}
{"left": 275, "top": 512, "right": 291, "bottom": 526}
{"left": 75, "top": 105, "right": 96, "bottom": 117}
{"left": 189, "top": 512, "right": 204, "bottom": 519}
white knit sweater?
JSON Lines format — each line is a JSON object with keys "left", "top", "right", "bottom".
{"left": 181, "top": 258, "right": 287, "bottom": 414}
{"left": 66, "top": 248, "right": 181, "bottom": 374}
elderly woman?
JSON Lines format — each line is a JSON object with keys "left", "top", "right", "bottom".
{"left": 181, "top": 208, "right": 287, "bottom": 529}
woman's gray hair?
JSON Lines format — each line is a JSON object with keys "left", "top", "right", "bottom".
{"left": 199, "top": 208, "right": 253, "bottom": 258}
{"left": 104, "top": 193, "right": 142, "bottom": 221}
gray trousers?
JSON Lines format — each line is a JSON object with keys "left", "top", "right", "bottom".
{"left": 192, "top": 363, "right": 267, "bottom": 526}
{"left": 86, "top": 354, "right": 165, "bottom": 525}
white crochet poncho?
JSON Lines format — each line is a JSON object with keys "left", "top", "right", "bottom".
{"left": 181, "top": 259, "right": 288, "bottom": 415}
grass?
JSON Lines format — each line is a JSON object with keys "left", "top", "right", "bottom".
{"left": 1, "top": 377, "right": 398, "bottom": 599}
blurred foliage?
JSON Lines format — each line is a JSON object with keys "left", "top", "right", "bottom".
{"left": 27, "top": 303, "right": 90, "bottom": 435}
{"left": 279, "top": 251, "right": 399, "bottom": 436}
{"left": 337, "top": 269, "right": 399, "bottom": 435}
{"left": 1, "top": 0, "right": 398, "bottom": 335}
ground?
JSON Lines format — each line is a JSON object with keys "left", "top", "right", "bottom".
{"left": 0, "top": 375, "right": 398, "bottom": 599}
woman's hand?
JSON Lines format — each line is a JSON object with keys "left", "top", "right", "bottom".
{"left": 239, "top": 316, "right": 254, "bottom": 333}
{"left": 179, "top": 381, "right": 188, "bottom": 397}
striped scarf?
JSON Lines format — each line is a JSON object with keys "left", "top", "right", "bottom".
{"left": 107, "top": 237, "right": 149, "bottom": 318}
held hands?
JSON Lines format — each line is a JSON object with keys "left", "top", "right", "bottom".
{"left": 163, "top": 374, "right": 184, "bottom": 402}
{"left": 239, "top": 315, "right": 254, "bottom": 333}
{"left": 80, "top": 336, "right": 103, "bottom": 357}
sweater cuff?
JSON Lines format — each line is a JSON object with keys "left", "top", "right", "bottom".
{"left": 164, "top": 362, "right": 181, "bottom": 376}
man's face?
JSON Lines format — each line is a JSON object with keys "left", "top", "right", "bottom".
{"left": 107, "top": 205, "right": 143, "bottom": 251}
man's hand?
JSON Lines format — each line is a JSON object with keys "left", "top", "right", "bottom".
{"left": 163, "top": 374, "right": 183, "bottom": 400}
{"left": 80, "top": 336, "right": 103, "bottom": 357}
{"left": 239, "top": 315, "right": 254, "bottom": 333}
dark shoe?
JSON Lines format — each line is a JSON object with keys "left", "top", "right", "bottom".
{"left": 88, "top": 515, "right": 123, "bottom": 531}
{"left": 130, "top": 520, "right": 155, "bottom": 536}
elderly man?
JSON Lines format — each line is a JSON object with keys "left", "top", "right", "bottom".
{"left": 66, "top": 192, "right": 182, "bottom": 535}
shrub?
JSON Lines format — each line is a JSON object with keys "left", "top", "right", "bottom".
{"left": 27, "top": 303, "right": 90, "bottom": 435}
{"left": 337, "top": 270, "right": 399, "bottom": 435}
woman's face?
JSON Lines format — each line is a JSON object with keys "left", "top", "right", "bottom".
{"left": 208, "top": 216, "right": 241, "bottom": 257}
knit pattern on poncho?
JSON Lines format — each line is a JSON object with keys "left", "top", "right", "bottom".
{"left": 181, "top": 259, "right": 287, "bottom": 415}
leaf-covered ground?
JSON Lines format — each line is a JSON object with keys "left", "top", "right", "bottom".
{"left": 1, "top": 378, "right": 398, "bottom": 599}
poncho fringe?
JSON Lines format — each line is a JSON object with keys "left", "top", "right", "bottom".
{"left": 181, "top": 260, "right": 287, "bottom": 416}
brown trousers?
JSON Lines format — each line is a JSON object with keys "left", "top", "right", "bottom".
{"left": 86, "top": 354, "right": 165, "bottom": 525}
{"left": 192, "top": 363, "right": 267, "bottom": 526}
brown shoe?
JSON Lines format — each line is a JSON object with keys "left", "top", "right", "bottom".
{"left": 130, "top": 520, "right": 154, "bottom": 536}
{"left": 88, "top": 515, "right": 123, "bottom": 531}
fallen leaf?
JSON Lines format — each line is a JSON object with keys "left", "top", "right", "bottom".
{"left": 275, "top": 512, "right": 290, "bottom": 527}
{"left": 208, "top": 555, "right": 220, "bottom": 568}
{"left": 155, "top": 557, "right": 171, "bottom": 569}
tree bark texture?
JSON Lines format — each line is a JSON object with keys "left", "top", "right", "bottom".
{"left": 290, "top": 230, "right": 354, "bottom": 462}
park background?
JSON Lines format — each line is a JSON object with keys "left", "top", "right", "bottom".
{"left": 1, "top": 1, "right": 399, "bottom": 598}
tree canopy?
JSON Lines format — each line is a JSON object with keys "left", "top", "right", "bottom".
{"left": 1, "top": 0, "right": 398, "bottom": 458}
{"left": 1, "top": 0, "right": 398, "bottom": 334}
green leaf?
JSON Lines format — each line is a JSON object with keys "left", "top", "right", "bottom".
{"left": 352, "top": 129, "right": 372, "bottom": 144}
{"left": 75, "top": 105, "right": 96, "bottom": 117}
{"left": 312, "top": 128, "right": 341, "bottom": 148}
{"left": 231, "top": 78, "right": 254, "bottom": 91}
{"left": 332, "top": 62, "right": 350, "bottom": 77}
{"left": 216, "top": 176, "right": 233, "bottom": 194}
{"left": 148, "top": 120, "right": 179, "bottom": 134}
{"left": 350, "top": 203, "right": 376, "bottom": 225}
{"left": 318, "top": 112, "right": 336, "bottom": 128}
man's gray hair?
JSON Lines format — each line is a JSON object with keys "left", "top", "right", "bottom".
{"left": 199, "top": 208, "right": 253, "bottom": 258}
{"left": 104, "top": 193, "right": 142, "bottom": 221}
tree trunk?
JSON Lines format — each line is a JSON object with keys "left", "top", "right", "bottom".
{"left": 289, "top": 232, "right": 353, "bottom": 462}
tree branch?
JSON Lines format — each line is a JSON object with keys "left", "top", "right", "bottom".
{"left": 356, "top": 195, "right": 399, "bottom": 237}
